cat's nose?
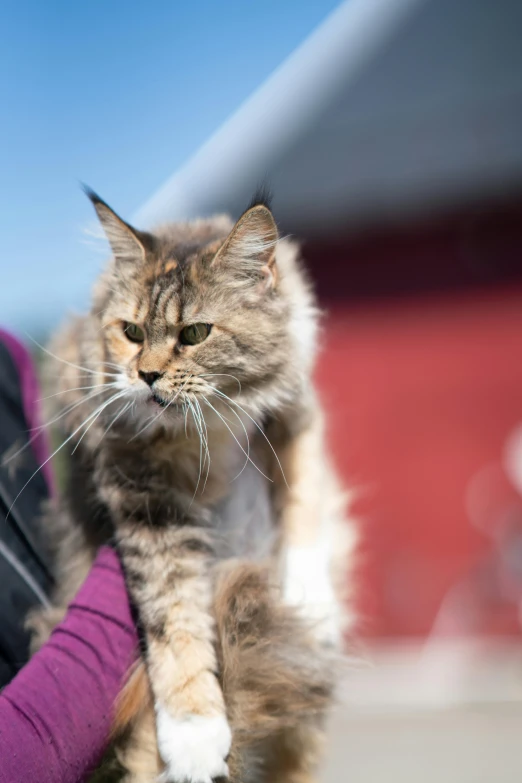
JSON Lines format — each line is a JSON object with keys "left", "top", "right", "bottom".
{"left": 139, "top": 370, "right": 163, "bottom": 387}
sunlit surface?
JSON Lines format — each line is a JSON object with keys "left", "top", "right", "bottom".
{"left": 3, "top": 0, "right": 522, "bottom": 779}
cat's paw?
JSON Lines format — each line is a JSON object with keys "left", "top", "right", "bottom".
{"left": 156, "top": 708, "right": 231, "bottom": 783}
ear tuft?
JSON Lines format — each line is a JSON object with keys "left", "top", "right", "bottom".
{"left": 81, "top": 183, "right": 105, "bottom": 208}
{"left": 247, "top": 184, "right": 273, "bottom": 212}
{"left": 83, "top": 185, "right": 149, "bottom": 263}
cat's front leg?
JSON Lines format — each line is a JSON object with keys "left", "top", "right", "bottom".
{"left": 117, "top": 523, "right": 231, "bottom": 783}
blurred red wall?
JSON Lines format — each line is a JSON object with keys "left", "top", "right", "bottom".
{"left": 310, "top": 199, "right": 522, "bottom": 638}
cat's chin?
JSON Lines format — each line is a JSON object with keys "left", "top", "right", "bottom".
{"left": 120, "top": 392, "right": 186, "bottom": 438}
{"left": 143, "top": 396, "right": 184, "bottom": 418}
{"left": 147, "top": 396, "right": 186, "bottom": 421}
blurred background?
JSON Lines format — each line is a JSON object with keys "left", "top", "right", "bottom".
{"left": 3, "top": 0, "right": 522, "bottom": 780}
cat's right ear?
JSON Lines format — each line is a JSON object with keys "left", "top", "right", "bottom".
{"left": 83, "top": 186, "right": 150, "bottom": 263}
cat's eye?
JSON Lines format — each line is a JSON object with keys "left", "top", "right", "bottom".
{"left": 123, "top": 322, "right": 145, "bottom": 343}
{"left": 179, "top": 323, "right": 211, "bottom": 346}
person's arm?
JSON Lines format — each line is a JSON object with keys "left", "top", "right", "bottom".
{"left": 0, "top": 546, "right": 138, "bottom": 783}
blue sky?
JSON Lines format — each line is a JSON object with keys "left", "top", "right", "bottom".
{"left": 1, "top": 0, "right": 340, "bottom": 334}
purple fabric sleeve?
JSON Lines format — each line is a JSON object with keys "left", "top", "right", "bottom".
{"left": 0, "top": 547, "right": 139, "bottom": 783}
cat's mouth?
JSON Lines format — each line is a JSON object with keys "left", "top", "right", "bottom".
{"left": 150, "top": 392, "right": 170, "bottom": 408}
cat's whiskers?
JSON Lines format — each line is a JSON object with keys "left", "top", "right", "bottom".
{"left": 212, "top": 388, "right": 287, "bottom": 486}
{"left": 77, "top": 358, "right": 125, "bottom": 373}
{"left": 98, "top": 398, "right": 134, "bottom": 446}
{"left": 186, "top": 397, "right": 211, "bottom": 502}
{"left": 37, "top": 384, "right": 117, "bottom": 427}
{"left": 25, "top": 335, "right": 122, "bottom": 380}
{"left": 88, "top": 360, "right": 125, "bottom": 372}
{"left": 214, "top": 398, "right": 253, "bottom": 483}
{"left": 186, "top": 399, "right": 204, "bottom": 504}
{"left": 30, "top": 382, "right": 124, "bottom": 441}
{"left": 128, "top": 407, "right": 165, "bottom": 443}
{"left": 192, "top": 374, "right": 257, "bottom": 481}
{"left": 183, "top": 401, "right": 189, "bottom": 438}
{"left": 195, "top": 398, "right": 211, "bottom": 493}
{"left": 5, "top": 388, "right": 128, "bottom": 522}
{"left": 1, "top": 383, "right": 120, "bottom": 469}
{"left": 71, "top": 389, "right": 129, "bottom": 455}
{"left": 200, "top": 393, "right": 252, "bottom": 482}
{"left": 202, "top": 397, "right": 271, "bottom": 483}
{"left": 199, "top": 374, "right": 242, "bottom": 393}
{"left": 37, "top": 380, "right": 121, "bottom": 402}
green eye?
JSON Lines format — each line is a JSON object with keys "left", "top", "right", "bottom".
{"left": 179, "top": 323, "right": 211, "bottom": 346}
{"left": 124, "top": 322, "right": 145, "bottom": 343}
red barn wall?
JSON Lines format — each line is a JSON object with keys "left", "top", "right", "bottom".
{"left": 307, "top": 198, "right": 522, "bottom": 638}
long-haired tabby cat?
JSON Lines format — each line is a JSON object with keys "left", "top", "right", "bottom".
{"left": 30, "top": 188, "right": 356, "bottom": 783}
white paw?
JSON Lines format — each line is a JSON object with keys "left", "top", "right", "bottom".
{"left": 283, "top": 545, "right": 342, "bottom": 647}
{"left": 155, "top": 707, "right": 231, "bottom": 783}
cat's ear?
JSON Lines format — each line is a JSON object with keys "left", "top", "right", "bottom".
{"left": 213, "top": 204, "right": 279, "bottom": 289}
{"left": 84, "top": 186, "right": 150, "bottom": 263}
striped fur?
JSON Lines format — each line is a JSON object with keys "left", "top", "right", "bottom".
{"left": 30, "top": 194, "right": 356, "bottom": 782}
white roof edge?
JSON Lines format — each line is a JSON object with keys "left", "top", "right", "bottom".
{"left": 134, "top": 0, "right": 425, "bottom": 227}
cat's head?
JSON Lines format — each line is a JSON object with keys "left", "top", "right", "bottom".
{"left": 87, "top": 188, "right": 317, "bottom": 427}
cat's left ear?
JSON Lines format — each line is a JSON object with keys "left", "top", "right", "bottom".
{"left": 84, "top": 186, "right": 150, "bottom": 264}
{"left": 213, "top": 204, "right": 279, "bottom": 290}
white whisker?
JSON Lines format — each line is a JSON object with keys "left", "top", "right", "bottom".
{"left": 199, "top": 373, "right": 242, "bottom": 393}
{"left": 6, "top": 389, "right": 128, "bottom": 522}
{"left": 191, "top": 397, "right": 210, "bottom": 494}
{"left": 217, "top": 399, "right": 252, "bottom": 482}
{"left": 98, "top": 399, "right": 133, "bottom": 445}
{"left": 203, "top": 397, "right": 271, "bottom": 482}
{"left": 24, "top": 334, "right": 121, "bottom": 378}
{"left": 183, "top": 402, "right": 189, "bottom": 438}
{"left": 1, "top": 384, "right": 116, "bottom": 469}
{"left": 212, "top": 388, "right": 287, "bottom": 486}
{"left": 29, "top": 385, "right": 116, "bottom": 434}
{"left": 187, "top": 400, "right": 204, "bottom": 504}
{"left": 72, "top": 390, "right": 128, "bottom": 454}
{"left": 195, "top": 398, "right": 211, "bottom": 492}
{"left": 37, "top": 381, "right": 120, "bottom": 402}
